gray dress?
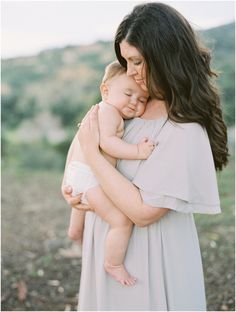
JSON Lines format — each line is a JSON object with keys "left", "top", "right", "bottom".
{"left": 78, "top": 117, "right": 221, "bottom": 311}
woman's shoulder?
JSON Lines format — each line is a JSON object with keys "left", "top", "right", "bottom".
{"left": 162, "top": 121, "right": 209, "bottom": 152}
{"left": 167, "top": 121, "right": 206, "bottom": 138}
{"left": 168, "top": 120, "right": 204, "bottom": 131}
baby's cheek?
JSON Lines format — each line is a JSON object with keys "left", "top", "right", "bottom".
{"left": 137, "top": 104, "right": 146, "bottom": 116}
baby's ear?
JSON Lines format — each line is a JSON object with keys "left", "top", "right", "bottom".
{"left": 100, "top": 83, "right": 109, "bottom": 99}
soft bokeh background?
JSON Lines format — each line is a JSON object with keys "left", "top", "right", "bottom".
{"left": 1, "top": 1, "right": 235, "bottom": 311}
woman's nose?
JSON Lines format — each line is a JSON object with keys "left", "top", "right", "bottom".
{"left": 127, "top": 64, "right": 137, "bottom": 76}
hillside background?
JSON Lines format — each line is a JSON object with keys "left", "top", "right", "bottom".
{"left": 2, "top": 22, "right": 235, "bottom": 171}
{"left": 1, "top": 22, "right": 235, "bottom": 311}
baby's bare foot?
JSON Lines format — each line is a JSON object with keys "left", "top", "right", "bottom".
{"left": 104, "top": 261, "right": 137, "bottom": 286}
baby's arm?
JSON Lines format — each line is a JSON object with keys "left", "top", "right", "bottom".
{"left": 99, "top": 105, "right": 155, "bottom": 160}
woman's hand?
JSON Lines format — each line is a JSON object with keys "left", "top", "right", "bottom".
{"left": 61, "top": 185, "right": 93, "bottom": 212}
{"left": 78, "top": 105, "right": 100, "bottom": 160}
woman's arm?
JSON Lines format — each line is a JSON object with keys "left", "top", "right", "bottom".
{"left": 78, "top": 105, "right": 169, "bottom": 226}
{"left": 87, "top": 150, "right": 169, "bottom": 226}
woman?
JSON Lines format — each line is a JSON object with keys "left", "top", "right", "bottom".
{"left": 62, "top": 3, "right": 228, "bottom": 310}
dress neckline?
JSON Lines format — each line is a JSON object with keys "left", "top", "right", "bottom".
{"left": 133, "top": 116, "right": 167, "bottom": 122}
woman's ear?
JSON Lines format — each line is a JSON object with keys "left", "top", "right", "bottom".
{"left": 100, "top": 83, "right": 109, "bottom": 101}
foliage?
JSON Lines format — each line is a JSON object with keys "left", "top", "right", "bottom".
{"left": 199, "top": 23, "right": 235, "bottom": 125}
{"left": 2, "top": 94, "right": 39, "bottom": 130}
{"left": 50, "top": 97, "right": 86, "bottom": 128}
{"left": 2, "top": 140, "right": 65, "bottom": 171}
{"left": 1, "top": 24, "right": 234, "bottom": 171}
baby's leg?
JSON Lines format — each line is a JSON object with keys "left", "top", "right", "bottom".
{"left": 65, "top": 161, "right": 88, "bottom": 244}
{"left": 68, "top": 209, "right": 86, "bottom": 244}
{"left": 86, "top": 186, "right": 136, "bottom": 286}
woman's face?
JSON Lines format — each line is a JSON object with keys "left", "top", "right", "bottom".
{"left": 120, "top": 40, "right": 148, "bottom": 92}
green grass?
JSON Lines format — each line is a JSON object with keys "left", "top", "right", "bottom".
{"left": 1, "top": 154, "right": 235, "bottom": 311}
{"left": 195, "top": 155, "right": 235, "bottom": 311}
{"left": 195, "top": 154, "right": 234, "bottom": 228}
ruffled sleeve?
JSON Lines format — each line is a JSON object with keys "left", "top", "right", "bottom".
{"left": 132, "top": 121, "right": 221, "bottom": 214}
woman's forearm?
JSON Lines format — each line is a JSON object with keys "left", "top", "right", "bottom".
{"left": 87, "top": 149, "right": 169, "bottom": 226}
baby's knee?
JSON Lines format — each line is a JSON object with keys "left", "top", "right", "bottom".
{"left": 112, "top": 214, "right": 133, "bottom": 229}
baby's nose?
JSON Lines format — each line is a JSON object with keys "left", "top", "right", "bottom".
{"left": 130, "top": 97, "right": 138, "bottom": 105}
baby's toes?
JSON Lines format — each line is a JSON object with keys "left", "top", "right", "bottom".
{"left": 124, "top": 279, "right": 132, "bottom": 286}
{"left": 125, "top": 277, "right": 137, "bottom": 286}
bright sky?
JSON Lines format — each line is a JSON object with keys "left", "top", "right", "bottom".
{"left": 1, "top": 0, "right": 235, "bottom": 59}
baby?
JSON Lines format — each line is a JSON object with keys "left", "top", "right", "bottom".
{"left": 63, "top": 61, "right": 155, "bottom": 286}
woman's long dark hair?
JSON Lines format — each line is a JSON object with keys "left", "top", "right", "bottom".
{"left": 115, "top": 2, "right": 229, "bottom": 170}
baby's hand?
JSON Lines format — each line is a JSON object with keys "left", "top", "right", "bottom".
{"left": 137, "top": 137, "right": 155, "bottom": 159}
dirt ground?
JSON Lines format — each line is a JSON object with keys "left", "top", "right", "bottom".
{"left": 1, "top": 169, "right": 235, "bottom": 311}
{"left": 1, "top": 171, "right": 81, "bottom": 311}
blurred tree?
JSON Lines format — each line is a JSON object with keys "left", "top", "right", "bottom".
{"left": 50, "top": 98, "right": 86, "bottom": 128}
{"left": 200, "top": 22, "right": 235, "bottom": 126}
{"left": 1, "top": 25, "right": 234, "bottom": 172}
{"left": 2, "top": 94, "right": 39, "bottom": 129}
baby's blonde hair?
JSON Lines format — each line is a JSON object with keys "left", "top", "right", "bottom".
{"left": 102, "top": 60, "right": 126, "bottom": 84}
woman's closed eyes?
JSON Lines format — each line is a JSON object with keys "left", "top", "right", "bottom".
{"left": 133, "top": 61, "right": 142, "bottom": 66}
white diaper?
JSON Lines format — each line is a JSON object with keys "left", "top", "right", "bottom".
{"left": 65, "top": 161, "right": 99, "bottom": 204}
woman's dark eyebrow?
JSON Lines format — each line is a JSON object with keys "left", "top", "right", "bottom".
{"left": 121, "top": 53, "right": 140, "bottom": 61}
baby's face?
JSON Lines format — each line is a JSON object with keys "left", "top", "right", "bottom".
{"left": 104, "top": 73, "right": 149, "bottom": 119}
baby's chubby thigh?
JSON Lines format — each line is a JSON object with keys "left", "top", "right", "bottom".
{"left": 66, "top": 161, "right": 133, "bottom": 229}
{"left": 65, "top": 161, "right": 98, "bottom": 202}
{"left": 86, "top": 187, "right": 133, "bottom": 229}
